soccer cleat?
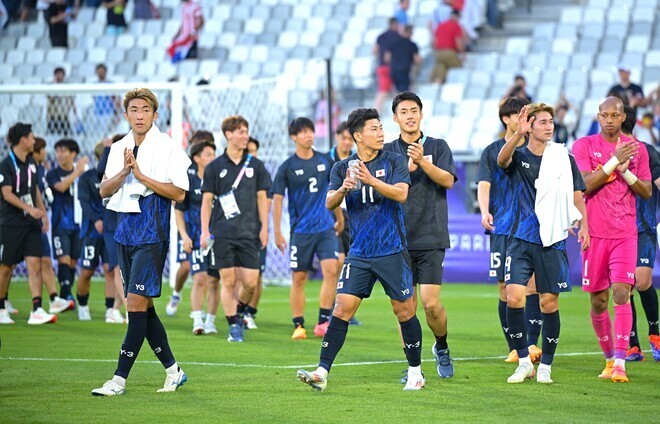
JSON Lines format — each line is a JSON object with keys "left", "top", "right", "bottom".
{"left": 536, "top": 367, "right": 553, "bottom": 384}
{"left": 105, "top": 308, "right": 126, "bottom": 324}
{"left": 313, "top": 321, "right": 329, "bottom": 337}
{"left": 49, "top": 296, "right": 70, "bottom": 314}
{"left": 203, "top": 321, "right": 218, "bottom": 335}
{"left": 432, "top": 344, "right": 455, "bottom": 378}
{"left": 292, "top": 326, "right": 307, "bottom": 340}
{"left": 91, "top": 380, "right": 126, "bottom": 396}
{"left": 403, "top": 372, "right": 426, "bottom": 391}
{"left": 66, "top": 295, "right": 76, "bottom": 311}
{"left": 0, "top": 309, "right": 15, "bottom": 324}
{"left": 227, "top": 323, "right": 243, "bottom": 342}
{"left": 625, "top": 346, "right": 645, "bottom": 362}
{"left": 192, "top": 323, "right": 205, "bottom": 335}
{"left": 5, "top": 300, "right": 18, "bottom": 315}
{"left": 504, "top": 349, "right": 518, "bottom": 363}
{"left": 349, "top": 316, "right": 362, "bottom": 326}
{"left": 507, "top": 362, "right": 535, "bottom": 383}
{"left": 165, "top": 294, "right": 180, "bottom": 316}
{"left": 78, "top": 305, "right": 92, "bottom": 321}
{"left": 650, "top": 335, "right": 660, "bottom": 361}
{"left": 611, "top": 365, "right": 629, "bottom": 383}
{"left": 243, "top": 313, "right": 258, "bottom": 330}
{"left": 399, "top": 369, "right": 408, "bottom": 384}
{"left": 297, "top": 369, "right": 327, "bottom": 392}
{"left": 528, "top": 345, "right": 542, "bottom": 363}
{"left": 27, "top": 307, "right": 57, "bottom": 325}
{"left": 157, "top": 369, "right": 188, "bottom": 393}
{"left": 598, "top": 360, "right": 614, "bottom": 379}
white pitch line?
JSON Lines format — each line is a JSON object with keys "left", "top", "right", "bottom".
{"left": 2, "top": 349, "right": 644, "bottom": 370}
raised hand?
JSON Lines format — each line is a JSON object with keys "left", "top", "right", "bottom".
{"left": 516, "top": 104, "right": 533, "bottom": 135}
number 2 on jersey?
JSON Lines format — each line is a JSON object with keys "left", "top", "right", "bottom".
{"left": 308, "top": 177, "right": 318, "bottom": 193}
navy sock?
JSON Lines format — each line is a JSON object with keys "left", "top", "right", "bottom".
{"left": 237, "top": 301, "right": 247, "bottom": 319}
{"left": 245, "top": 305, "right": 257, "bottom": 316}
{"left": 0, "top": 298, "right": 5, "bottom": 309}
{"left": 77, "top": 293, "right": 89, "bottom": 307}
{"left": 498, "top": 299, "right": 513, "bottom": 350}
{"left": 506, "top": 306, "right": 528, "bottom": 358}
{"left": 525, "top": 294, "right": 542, "bottom": 346}
{"left": 319, "top": 317, "right": 349, "bottom": 372}
{"left": 318, "top": 308, "right": 332, "bottom": 325}
{"left": 540, "top": 311, "right": 560, "bottom": 365}
{"left": 57, "top": 265, "right": 72, "bottom": 298}
{"left": 638, "top": 286, "right": 659, "bottom": 336}
{"left": 49, "top": 293, "right": 57, "bottom": 302}
{"left": 630, "top": 295, "right": 640, "bottom": 347}
{"left": 105, "top": 297, "right": 114, "bottom": 310}
{"left": 435, "top": 333, "right": 448, "bottom": 351}
{"left": 145, "top": 307, "right": 176, "bottom": 369}
{"left": 32, "top": 296, "right": 42, "bottom": 311}
{"left": 400, "top": 315, "right": 423, "bottom": 367}
{"left": 4, "top": 292, "right": 7, "bottom": 300}
{"left": 293, "top": 316, "right": 305, "bottom": 329}
{"left": 226, "top": 315, "right": 238, "bottom": 325}
{"left": 115, "top": 311, "right": 147, "bottom": 379}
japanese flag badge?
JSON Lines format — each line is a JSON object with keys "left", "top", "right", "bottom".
{"left": 375, "top": 169, "right": 385, "bottom": 177}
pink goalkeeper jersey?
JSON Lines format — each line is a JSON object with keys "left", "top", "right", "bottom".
{"left": 572, "top": 133, "right": 651, "bottom": 239}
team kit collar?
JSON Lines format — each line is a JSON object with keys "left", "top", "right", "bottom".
{"left": 398, "top": 132, "right": 426, "bottom": 145}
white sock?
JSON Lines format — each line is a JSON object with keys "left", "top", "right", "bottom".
{"left": 538, "top": 363, "right": 551, "bottom": 373}
{"left": 606, "top": 356, "right": 615, "bottom": 362}
{"left": 165, "top": 363, "right": 179, "bottom": 375}
{"left": 191, "top": 310, "right": 202, "bottom": 320}
{"left": 315, "top": 367, "right": 328, "bottom": 378}
{"left": 205, "top": 314, "right": 215, "bottom": 325}
{"left": 614, "top": 358, "right": 625, "bottom": 369}
{"left": 519, "top": 356, "right": 533, "bottom": 366}
{"left": 112, "top": 375, "right": 126, "bottom": 387}
{"left": 172, "top": 290, "right": 181, "bottom": 298}
{"left": 408, "top": 365, "right": 422, "bottom": 376}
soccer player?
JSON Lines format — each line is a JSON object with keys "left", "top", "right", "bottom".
{"left": 92, "top": 88, "right": 190, "bottom": 396}
{"left": 329, "top": 122, "right": 354, "bottom": 275}
{"left": 573, "top": 97, "right": 652, "bottom": 382}
{"left": 497, "top": 104, "right": 589, "bottom": 384}
{"left": 477, "top": 97, "right": 544, "bottom": 363}
{"left": 383, "top": 92, "right": 457, "bottom": 379}
{"left": 0, "top": 123, "right": 57, "bottom": 325}
{"left": 620, "top": 106, "right": 660, "bottom": 362}
{"left": 200, "top": 116, "right": 271, "bottom": 343}
{"left": 297, "top": 108, "right": 425, "bottom": 392}
{"left": 175, "top": 140, "right": 219, "bottom": 335}
{"left": 46, "top": 138, "right": 88, "bottom": 305}
{"left": 273, "top": 117, "right": 343, "bottom": 339}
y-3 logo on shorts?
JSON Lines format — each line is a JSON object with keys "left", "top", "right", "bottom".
{"left": 136, "top": 284, "right": 145, "bottom": 291}
{"left": 627, "top": 272, "right": 635, "bottom": 279}
{"left": 640, "top": 258, "right": 650, "bottom": 264}
{"left": 558, "top": 282, "right": 568, "bottom": 289}
{"left": 401, "top": 288, "right": 410, "bottom": 296}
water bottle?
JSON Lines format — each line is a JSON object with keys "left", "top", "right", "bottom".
{"left": 348, "top": 159, "right": 363, "bottom": 191}
{"left": 201, "top": 235, "right": 215, "bottom": 256}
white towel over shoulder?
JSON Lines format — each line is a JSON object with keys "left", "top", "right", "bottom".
{"left": 104, "top": 124, "right": 191, "bottom": 213}
{"left": 535, "top": 142, "right": 582, "bottom": 247}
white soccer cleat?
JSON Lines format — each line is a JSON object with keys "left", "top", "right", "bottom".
{"left": 105, "top": 308, "right": 126, "bottom": 324}
{"left": 91, "top": 379, "right": 126, "bottom": 396}
{"left": 536, "top": 367, "right": 553, "bottom": 384}
{"left": 507, "top": 362, "right": 535, "bottom": 383}
{"left": 243, "top": 313, "right": 258, "bottom": 330}
{"left": 203, "top": 321, "right": 218, "bottom": 335}
{"left": 403, "top": 372, "right": 426, "bottom": 391}
{"left": 49, "top": 296, "right": 70, "bottom": 314}
{"left": 0, "top": 309, "right": 15, "bottom": 324}
{"left": 27, "top": 307, "right": 57, "bottom": 325}
{"left": 165, "top": 295, "right": 180, "bottom": 316}
{"left": 157, "top": 369, "right": 188, "bottom": 393}
{"left": 297, "top": 369, "right": 327, "bottom": 392}
{"left": 192, "top": 323, "right": 205, "bottom": 335}
{"left": 78, "top": 305, "right": 92, "bottom": 321}
{"left": 5, "top": 300, "right": 18, "bottom": 315}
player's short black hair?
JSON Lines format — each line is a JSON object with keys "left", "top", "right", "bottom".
{"left": 335, "top": 121, "right": 348, "bottom": 135}
{"left": 34, "top": 137, "right": 47, "bottom": 153}
{"left": 111, "top": 133, "right": 125, "bottom": 143}
{"left": 54, "top": 138, "right": 80, "bottom": 154}
{"left": 622, "top": 105, "right": 636, "bottom": 134}
{"left": 7, "top": 122, "right": 32, "bottom": 146}
{"left": 288, "top": 117, "right": 315, "bottom": 136}
{"left": 96, "top": 63, "right": 107, "bottom": 71}
{"left": 499, "top": 96, "right": 530, "bottom": 128}
{"left": 248, "top": 136, "right": 260, "bottom": 149}
{"left": 190, "top": 130, "right": 214, "bottom": 145}
{"left": 346, "top": 108, "right": 380, "bottom": 142}
{"left": 190, "top": 140, "right": 216, "bottom": 159}
{"left": 392, "top": 91, "right": 423, "bottom": 114}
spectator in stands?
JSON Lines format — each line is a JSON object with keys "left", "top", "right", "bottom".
{"left": 429, "top": 0, "right": 453, "bottom": 34}
{"left": 133, "top": 0, "right": 159, "bottom": 19}
{"left": 394, "top": 0, "right": 410, "bottom": 30}
{"left": 635, "top": 113, "right": 659, "bottom": 146}
{"left": 93, "top": 64, "right": 121, "bottom": 137}
{"left": 374, "top": 17, "right": 402, "bottom": 112}
{"left": 46, "top": 0, "right": 72, "bottom": 48}
{"left": 47, "top": 67, "right": 76, "bottom": 136}
{"left": 0, "top": 1, "right": 8, "bottom": 29}
{"left": 103, "top": 0, "right": 127, "bottom": 35}
{"left": 430, "top": 9, "right": 465, "bottom": 85}
{"left": 502, "top": 75, "right": 532, "bottom": 102}
{"left": 314, "top": 89, "right": 341, "bottom": 145}
{"left": 608, "top": 64, "right": 647, "bottom": 112}
{"left": 385, "top": 25, "right": 421, "bottom": 93}
{"left": 653, "top": 102, "right": 660, "bottom": 133}
{"left": 167, "top": 0, "right": 204, "bottom": 63}
{"left": 553, "top": 94, "right": 578, "bottom": 146}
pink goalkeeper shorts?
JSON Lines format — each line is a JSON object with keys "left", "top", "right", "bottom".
{"left": 581, "top": 237, "right": 636, "bottom": 292}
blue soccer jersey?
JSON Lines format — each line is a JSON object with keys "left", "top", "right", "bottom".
{"left": 78, "top": 168, "right": 104, "bottom": 239}
{"left": 46, "top": 167, "right": 78, "bottom": 230}
{"left": 636, "top": 142, "right": 660, "bottom": 234}
{"left": 175, "top": 172, "right": 203, "bottom": 248}
{"left": 272, "top": 151, "right": 335, "bottom": 234}
{"left": 329, "top": 150, "right": 410, "bottom": 258}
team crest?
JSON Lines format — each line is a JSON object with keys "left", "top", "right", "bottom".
{"left": 317, "top": 164, "right": 326, "bottom": 172}
{"left": 375, "top": 169, "right": 385, "bottom": 177}
{"left": 246, "top": 168, "right": 254, "bottom": 178}
{"left": 219, "top": 169, "right": 227, "bottom": 178}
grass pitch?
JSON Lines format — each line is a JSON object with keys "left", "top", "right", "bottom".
{"left": 1, "top": 281, "right": 658, "bottom": 423}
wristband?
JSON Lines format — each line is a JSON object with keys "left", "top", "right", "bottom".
{"left": 601, "top": 156, "right": 619, "bottom": 175}
{"left": 622, "top": 170, "right": 638, "bottom": 186}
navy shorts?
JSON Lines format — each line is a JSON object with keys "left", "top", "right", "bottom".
{"left": 41, "top": 233, "right": 51, "bottom": 258}
{"left": 209, "top": 238, "right": 260, "bottom": 270}
{"left": 637, "top": 232, "right": 656, "bottom": 268}
{"left": 103, "top": 231, "right": 119, "bottom": 269}
{"left": 259, "top": 246, "right": 267, "bottom": 274}
{"left": 337, "top": 210, "right": 350, "bottom": 255}
{"left": 489, "top": 234, "right": 508, "bottom": 281}
{"left": 118, "top": 241, "right": 168, "bottom": 298}
{"left": 337, "top": 251, "right": 413, "bottom": 301}
{"left": 409, "top": 249, "right": 445, "bottom": 285}
{"left": 187, "top": 247, "right": 208, "bottom": 276}
{"left": 505, "top": 238, "right": 571, "bottom": 294}
{"left": 80, "top": 235, "right": 109, "bottom": 270}
{"left": 0, "top": 225, "right": 41, "bottom": 266}
{"left": 176, "top": 235, "right": 188, "bottom": 263}
{"left": 290, "top": 229, "right": 338, "bottom": 272}
{"left": 52, "top": 228, "right": 82, "bottom": 260}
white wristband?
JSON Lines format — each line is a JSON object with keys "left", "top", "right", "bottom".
{"left": 602, "top": 156, "right": 619, "bottom": 175}
{"left": 622, "top": 170, "right": 638, "bottom": 186}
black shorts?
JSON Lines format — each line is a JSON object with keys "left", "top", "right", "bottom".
{"left": 337, "top": 251, "right": 413, "bottom": 301}
{"left": 41, "top": 233, "right": 51, "bottom": 258}
{"left": 209, "top": 238, "right": 260, "bottom": 270}
{"left": 0, "top": 225, "right": 41, "bottom": 265}
{"left": 81, "top": 236, "right": 109, "bottom": 270}
{"left": 118, "top": 241, "right": 168, "bottom": 298}
{"left": 187, "top": 247, "right": 208, "bottom": 276}
{"left": 52, "top": 228, "right": 82, "bottom": 260}
{"left": 290, "top": 229, "right": 338, "bottom": 272}
{"left": 259, "top": 246, "right": 267, "bottom": 274}
{"left": 103, "top": 231, "right": 119, "bottom": 269}
{"left": 176, "top": 235, "right": 189, "bottom": 263}
{"left": 489, "top": 234, "right": 508, "bottom": 281}
{"left": 337, "top": 210, "right": 350, "bottom": 254}
{"left": 505, "top": 238, "right": 571, "bottom": 294}
{"left": 409, "top": 249, "right": 445, "bottom": 285}
{"left": 637, "top": 232, "right": 656, "bottom": 268}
